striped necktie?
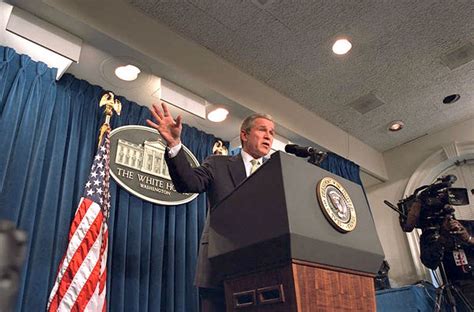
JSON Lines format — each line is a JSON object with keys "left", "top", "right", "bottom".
{"left": 250, "top": 159, "right": 260, "bottom": 175}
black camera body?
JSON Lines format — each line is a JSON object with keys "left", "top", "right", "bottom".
{"left": 386, "top": 175, "right": 474, "bottom": 307}
{"left": 398, "top": 175, "right": 469, "bottom": 233}
{"left": 393, "top": 175, "right": 471, "bottom": 270}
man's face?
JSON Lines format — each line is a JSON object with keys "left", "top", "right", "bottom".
{"left": 241, "top": 118, "right": 275, "bottom": 158}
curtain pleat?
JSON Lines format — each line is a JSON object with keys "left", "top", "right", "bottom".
{"left": 10, "top": 64, "right": 57, "bottom": 312}
{"left": 0, "top": 46, "right": 215, "bottom": 312}
{"left": 0, "top": 54, "right": 30, "bottom": 191}
{"left": 320, "top": 151, "right": 363, "bottom": 185}
{"left": 14, "top": 64, "right": 49, "bottom": 218}
{"left": 0, "top": 47, "right": 18, "bottom": 116}
{"left": 320, "top": 152, "right": 360, "bottom": 184}
{"left": 148, "top": 201, "right": 166, "bottom": 310}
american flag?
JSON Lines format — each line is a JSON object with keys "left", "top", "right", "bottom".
{"left": 47, "top": 128, "right": 111, "bottom": 312}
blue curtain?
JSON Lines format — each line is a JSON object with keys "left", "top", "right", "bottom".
{"left": 0, "top": 46, "right": 215, "bottom": 312}
{"left": 320, "top": 152, "right": 363, "bottom": 186}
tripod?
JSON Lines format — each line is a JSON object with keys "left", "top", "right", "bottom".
{"left": 434, "top": 262, "right": 473, "bottom": 312}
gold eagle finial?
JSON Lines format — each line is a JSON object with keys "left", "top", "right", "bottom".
{"left": 98, "top": 91, "right": 122, "bottom": 147}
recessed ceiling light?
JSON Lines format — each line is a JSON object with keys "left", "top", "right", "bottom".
{"left": 442, "top": 94, "right": 460, "bottom": 104}
{"left": 332, "top": 39, "right": 352, "bottom": 55}
{"left": 115, "top": 64, "right": 141, "bottom": 81}
{"left": 388, "top": 120, "right": 405, "bottom": 132}
{"left": 207, "top": 108, "right": 229, "bottom": 122}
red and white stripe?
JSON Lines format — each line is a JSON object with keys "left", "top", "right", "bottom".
{"left": 47, "top": 198, "right": 108, "bottom": 312}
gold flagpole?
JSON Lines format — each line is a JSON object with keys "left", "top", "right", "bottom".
{"left": 98, "top": 91, "right": 122, "bottom": 146}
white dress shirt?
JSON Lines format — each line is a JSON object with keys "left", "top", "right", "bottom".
{"left": 241, "top": 150, "right": 263, "bottom": 177}
{"left": 167, "top": 143, "right": 182, "bottom": 158}
{"left": 168, "top": 143, "right": 262, "bottom": 177}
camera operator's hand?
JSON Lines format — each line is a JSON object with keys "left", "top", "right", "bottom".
{"left": 443, "top": 219, "right": 473, "bottom": 245}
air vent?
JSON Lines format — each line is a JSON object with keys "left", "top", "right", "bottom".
{"left": 348, "top": 93, "right": 386, "bottom": 115}
{"left": 400, "top": 133, "right": 429, "bottom": 146}
{"left": 440, "top": 42, "right": 474, "bottom": 70}
{"left": 251, "top": 0, "right": 275, "bottom": 8}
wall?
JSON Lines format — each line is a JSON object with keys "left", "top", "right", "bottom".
{"left": 366, "top": 117, "right": 474, "bottom": 286}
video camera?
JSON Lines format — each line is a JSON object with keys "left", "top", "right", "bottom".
{"left": 385, "top": 174, "right": 471, "bottom": 269}
{"left": 386, "top": 175, "right": 473, "bottom": 311}
{"left": 385, "top": 174, "right": 469, "bottom": 233}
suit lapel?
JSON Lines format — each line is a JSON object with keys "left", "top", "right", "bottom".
{"left": 227, "top": 153, "right": 246, "bottom": 187}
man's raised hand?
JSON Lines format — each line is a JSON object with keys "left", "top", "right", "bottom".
{"left": 146, "top": 102, "right": 182, "bottom": 147}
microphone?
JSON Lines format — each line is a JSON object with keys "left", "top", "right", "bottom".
{"left": 284, "top": 144, "right": 315, "bottom": 158}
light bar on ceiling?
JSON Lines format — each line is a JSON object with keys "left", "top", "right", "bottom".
{"left": 6, "top": 6, "right": 82, "bottom": 61}
{"left": 160, "top": 79, "right": 207, "bottom": 119}
{"left": 1, "top": 4, "right": 82, "bottom": 79}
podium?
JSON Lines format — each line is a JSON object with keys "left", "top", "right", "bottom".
{"left": 208, "top": 152, "right": 384, "bottom": 311}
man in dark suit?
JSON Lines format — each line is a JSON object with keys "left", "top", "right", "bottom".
{"left": 146, "top": 102, "right": 275, "bottom": 311}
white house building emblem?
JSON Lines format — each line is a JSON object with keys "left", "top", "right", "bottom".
{"left": 110, "top": 125, "right": 200, "bottom": 205}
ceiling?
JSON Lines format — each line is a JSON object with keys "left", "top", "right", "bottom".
{"left": 5, "top": 0, "right": 474, "bottom": 153}
{"left": 129, "top": 0, "right": 474, "bottom": 151}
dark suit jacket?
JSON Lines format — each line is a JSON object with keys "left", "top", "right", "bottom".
{"left": 165, "top": 148, "right": 246, "bottom": 288}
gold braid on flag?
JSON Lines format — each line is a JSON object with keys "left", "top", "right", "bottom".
{"left": 98, "top": 92, "right": 121, "bottom": 146}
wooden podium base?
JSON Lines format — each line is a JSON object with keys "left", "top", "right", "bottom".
{"left": 224, "top": 260, "right": 376, "bottom": 312}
